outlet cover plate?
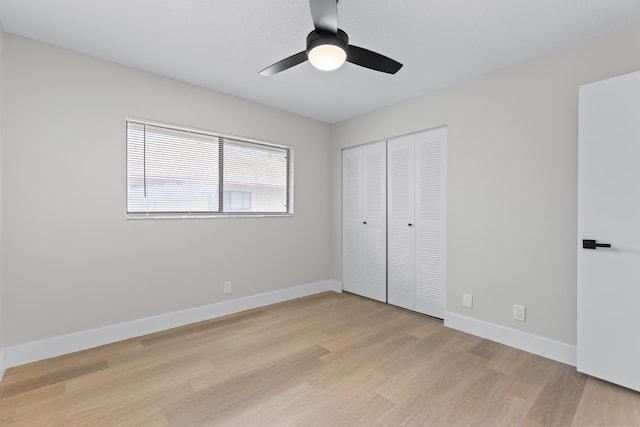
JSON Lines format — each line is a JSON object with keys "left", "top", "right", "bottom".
{"left": 462, "top": 293, "right": 473, "bottom": 308}
{"left": 513, "top": 304, "right": 526, "bottom": 322}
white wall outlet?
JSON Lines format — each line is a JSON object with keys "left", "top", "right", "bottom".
{"left": 224, "top": 281, "right": 232, "bottom": 294}
{"left": 513, "top": 304, "right": 526, "bottom": 322}
{"left": 462, "top": 293, "right": 473, "bottom": 308}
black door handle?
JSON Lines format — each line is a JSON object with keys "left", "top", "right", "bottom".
{"left": 408, "top": 223, "right": 413, "bottom": 227}
{"left": 363, "top": 221, "right": 367, "bottom": 225}
{"left": 583, "top": 239, "right": 612, "bottom": 249}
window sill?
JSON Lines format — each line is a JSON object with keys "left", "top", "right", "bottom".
{"left": 126, "top": 213, "right": 294, "bottom": 220}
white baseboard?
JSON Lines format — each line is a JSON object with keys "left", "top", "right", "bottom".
{"left": 330, "top": 280, "right": 343, "bottom": 293}
{"left": 0, "top": 348, "right": 6, "bottom": 381}
{"left": 5, "top": 280, "right": 339, "bottom": 369}
{"left": 444, "top": 311, "right": 577, "bottom": 366}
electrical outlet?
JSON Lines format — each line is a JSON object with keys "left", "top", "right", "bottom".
{"left": 513, "top": 304, "right": 526, "bottom": 322}
{"left": 462, "top": 293, "right": 473, "bottom": 308}
{"left": 224, "top": 281, "right": 232, "bottom": 294}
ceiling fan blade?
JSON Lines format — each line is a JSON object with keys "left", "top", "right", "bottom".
{"left": 347, "top": 45, "right": 403, "bottom": 74}
{"left": 259, "top": 51, "right": 308, "bottom": 76}
{"left": 309, "top": 0, "right": 338, "bottom": 34}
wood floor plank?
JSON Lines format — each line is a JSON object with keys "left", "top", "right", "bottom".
{"left": 213, "top": 382, "right": 319, "bottom": 427}
{"left": 571, "top": 377, "right": 640, "bottom": 426}
{"left": 505, "top": 351, "right": 564, "bottom": 402}
{"left": 162, "top": 345, "right": 329, "bottom": 425}
{"left": 437, "top": 369, "right": 509, "bottom": 426}
{"left": 527, "top": 363, "right": 588, "bottom": 426}
{"left": 374, "top": 329, "right": 481, "bottom": 403}
{"left": 468, "top": 338, "right": 504, "bottom": 360}
{"left": 471, "top": 391, "right": 533, "bottom": 427}
{"left": 404, "top": 314, "right": 442, "bottom": 339}
{"left": 294, "top": 390, "right": 394, "bottom": 427}
{"left": 0, "top": 407, "right": 15, "bottom": 425}
{"left": 0, "top": 383, "right": 65, "bottom": 412}
{"left": 0, "top": 339, "right": 142, "bottom": 387}
{"left": 485, "top": 344, "right": 528, "bottom": 376}
{"left": 1, "top": 291, "right": 638, "bottom": 426}
{"left": 0, "top": 361, "right": 108, "bottom": 398}
{"left": 376, "top": 351, "right": 491, "bottom": 425}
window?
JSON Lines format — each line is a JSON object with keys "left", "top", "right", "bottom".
{"left": 127, "top": 119, "right": 292, "bottom": 217}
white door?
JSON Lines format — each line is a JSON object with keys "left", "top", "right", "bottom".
{"left": 414, "top": 128, "right": 446, "bottom": 318}
{"left": 577, "top": 70, "right": 640, "bottom": 392}
{"left": 388, "top": 135, "right": 415, "bottom": 310}
{"left": 342, "top": 142, "right": 387, "bottom": 302}
{"left": 361, "top": 142, "right": 387, "bottom": 302}
{"left": 387, "top": 128, "right": 446, "bottom": 318}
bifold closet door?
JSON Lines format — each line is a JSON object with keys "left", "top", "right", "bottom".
{"left": 388, "top": 128, "right": 446, "bottom": 318}
{"left": 387, "top": 135, "right": 415, "bottom": 310}
{"left": 342, "top": 141, "right": 387, "bottom": 302}
{"left": 414, "top": 129, "right": 446, "bottom": 318}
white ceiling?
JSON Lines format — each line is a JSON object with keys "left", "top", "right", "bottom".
{"left": 1, "top": 0, "right": 640, "bottom": 123}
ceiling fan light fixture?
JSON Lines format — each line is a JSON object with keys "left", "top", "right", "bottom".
{"left": 308, "top": 44, "right": 346, "bottom": 71}
{"left": 306, "top": 29, "right": 349, "bottom": 71}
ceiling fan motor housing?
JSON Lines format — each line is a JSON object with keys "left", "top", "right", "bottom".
{"left": 306, "top": 29, "right": 349, "bottom": 55}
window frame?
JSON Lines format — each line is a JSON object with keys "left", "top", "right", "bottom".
{"left": 126, "top": 117, "right": 294, "bottom": 219}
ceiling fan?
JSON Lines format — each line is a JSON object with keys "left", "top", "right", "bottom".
{"left": 259, "top": 0, "right": 403, "bottom": 76}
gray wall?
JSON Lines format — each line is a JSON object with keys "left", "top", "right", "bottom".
{"left": 331, "top": 25, "right": 640, "bottom": 345}
{"left": 3, "top": 35, "right": 333, "bottom": 346}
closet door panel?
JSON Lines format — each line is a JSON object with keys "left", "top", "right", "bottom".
{"left": 342, "top": 148, "right": 363, "bottom": 295}
{"left": 415, "top": 129, "right": 446, "bottom": 318}
{"left": 342, "top": 142, "right": 386, "bottom": 302}
{"left": 387, "top": 135, "right": 415, "bottom": 309}
{"left": 361, "top": 141, "right": 387, "bottom": 302}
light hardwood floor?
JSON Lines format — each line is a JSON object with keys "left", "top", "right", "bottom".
{"left": 1, "top": 292, "right": 639, "bottom": 426}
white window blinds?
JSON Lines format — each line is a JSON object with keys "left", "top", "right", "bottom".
{"left": 127, "top": 119, "right": 292, "bottom": 216}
